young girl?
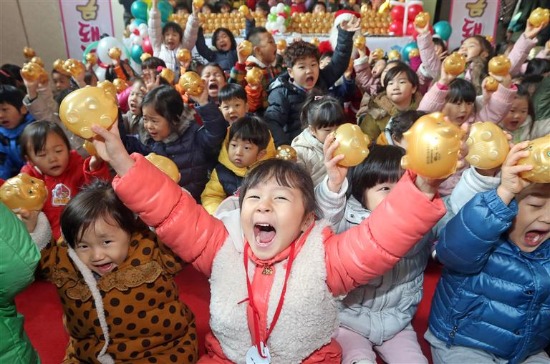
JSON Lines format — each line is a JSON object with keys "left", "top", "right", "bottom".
{"left": 499, "top": 84, "right": 550, "bottom": 143}
{"left": 121, "top": 85, "right": 227, "bottom": 203}
{"left": 122, "top": 78, "right": 146, "bottom": 135}
{"left": 148, "top": 0, "right": 200, "bottom": 73}
{"left": 201, "top": 63, "right": 228, "bottom": 103}
{"left": 291, "top": 94, "right": 347, "bottom": 186}
{"left": 19, "top": 121, "right": 110, "bottom": 241}
{"left": 35, "top": 180, "right": 198, "bottom": 363}
{"left": 195, "top": 27, "right": 238, "bottom": 73}
{"left": 357, "top": 63, "right": 422, "bottom": 144}
{"left": 90, "top": 118, "right": 448, "bottom": 363}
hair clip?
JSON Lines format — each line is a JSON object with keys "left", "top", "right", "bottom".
{"left": 156, "top": 66, "right": 164, "bottom": 73}
{"left": 314, "top": 95, "right": 324, "bottom": 100}
{"left": 0, "top": 69, "right": 11, "bottom": 78}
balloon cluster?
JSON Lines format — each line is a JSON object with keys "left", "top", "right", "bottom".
{"left": 130, "top": 0, "right": 173, "bottom": 25}
{"left": 265, "top": 3, "right": 292, "bottom": 34}
{"left": 388, "top": 1, "right": 424, "bottom": 37}
{"left": 81, "top": 36, "right": 130, "bottom": 81}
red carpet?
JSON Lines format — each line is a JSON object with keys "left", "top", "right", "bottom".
{"left": 16, "top": 261, "right": 442, "bottom": 363}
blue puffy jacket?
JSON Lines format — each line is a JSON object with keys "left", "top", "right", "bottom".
{"left": 0, "top": 113, "right": 34, "bottom": 180}
{"left": 429, "top": 189, "right": 550, "bottom": 363}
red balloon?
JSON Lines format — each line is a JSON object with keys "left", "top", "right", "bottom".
{"left": 389, "top": 21, "right": 404, "bottom": 36}
{"left": 408, "top": 4, "right": 424, "bottom": 21}
{"left": 391, "top": 6, "right": 405, "bottom": 22}
{"left": 406, "top": 22, "right": 416, "bottom": 35}
{"left": 142, "top": 36, "right": 153, "bottom": 55}
{"left": 133, "top": 29, "right": 140, "bottom": 36}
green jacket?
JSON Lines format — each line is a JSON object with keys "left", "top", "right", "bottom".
{"left": 532, "top": 77, "right": 550, "bottom": 121}
{"left": 0, "top": 202, "right": 40, "bottom": 364}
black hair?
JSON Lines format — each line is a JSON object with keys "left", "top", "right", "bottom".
{"left": 446, "top": 78, "right": 476, "bottom": 104}
{"left": 433, "top": 37, "right": 448, "bottom": 53}
{"left": 300, "top": 91, "right": 345, "bottom": 129}
{"left": 228, "top": 115, "right": 271, "bottom": 150}
{"left": 247, "top": 26, "right": 269, "bottom": 44}
{"left": 0, "top": 64, "right": 23, "bottom": 89}
{"left": 350, "top": 145, "right": 405, "bottom": 208}
{"left": 19, "top": 120, "right": 71, "bottom": 157}
{"left": 0, "top": 84, "right": 25, "bottom": 109}
{"left": 513, "top": 83, "right": 536, "bottom": 137}
{"left": 311, "top": 1, "right": 327, "bottom": 11}
{"left": 141, "top": 56, "right": 167, "bottom": 70}
{"left": 60, "top": 179, "right": 141, "bottom": 248}
{"left": 284, "top": 41, "right": 320, "bottom": 68}
{"left": 388, "top": 110, "right": 427, "bottom": 143}
{"left": 320, "top": 51, "right": 333, "bottom": 60}
{"left": 174, "top": 3, "right": 190, "bottom": 13}
{"left": 54, "top": 88, "right": 73, "bottom": 108}
{"left": 383, "top": 63, "right": 419, "bottom": 90}
{"left": 213, "top": 27, "right": 237, "bottom": 51}
{"left": 255, "top": 1, "right": 270, "bottom": 13}
{"left": 216, "top": 0, "right": 231, "bottom": 12}
{"left": 219, "top": 83, "right": 247, "bottom": 103}
{"left": 84, "top": 70, "right": 98, "bottom": 86}
{"left": 523, "top": 58, "right": 550, "bottom": 84}
{"left": 162, "top": 21, "right": 183, "bottom": 41}
{"left": 141, "top": 85, "right": 184, "bottom": 128}
{"left": 239, "top": 159, "right": 321, "bottom": 218}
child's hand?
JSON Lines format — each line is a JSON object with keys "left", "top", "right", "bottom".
{"left": 15, "top": 208, "right": 39, "bottom": 233}
{"left": 524, "top": 21, "right": 546, "bottom": 40}
{"left": 496, "top": 141, "right": 533, "bottom": 204}
{"left": 488, "top": 72, "right": 512, "bottom": 88}
{"left": 22, "top": 74, "right": 39, "bottom": 100}
{"left": 438, "top": 63, "right": 457, "bottom": 86}
{"left": 340, "top": 16, "right": 361, "bottom": 33}
{"left": 89, "top": 155, "right": 104, "bottom": 171}
{"left": 323, "top": 133, "right": 348, "bottom": 193}
{"left": 237, "top": 43, "right": 250, "bottom": 64}
{"left": 414, "top": 22, "right": 430, "bottom": 35}
{"left": 91, "top": 121, "right": 135, "bottom": 177}
{"left": 145, "top": 74, "right": 161, "bottom": 91}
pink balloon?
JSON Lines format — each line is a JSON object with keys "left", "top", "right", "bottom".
{"left": 408, "top": 4, "right": 424, "bottom": 21}
{"left": 389, "top": 21, "right": 404, "bottom": 36}
{"left": 407, "top": 22, "right": 416, "bottom": 36}
{"left": 391, "top": 6, "right": 405, "bottom": 22}
{"left": 142, "top": 37, "right": 153, "bottom": 55}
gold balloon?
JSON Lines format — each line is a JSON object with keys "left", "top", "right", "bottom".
{"left": 30, "top": 56, "right": 44, "bottom": 67}
{"left": 112, "top": 78, "right": 128, "bottom": 93}
{"left": 333, "top": 124, "right": 371, "bottom": 167}
{"left": 517, "top": 136, "right": 550, "bottom": 183}
{"left": 528, "top": 7, "right": 550, "bottom": 28}
{"left": 240, "top": 40, "right": 253, "bottom": 58}
{"left": 83, "top": 140, "right": 97, "bottom": 156}
{"left": 85, "top": 53, "right": 98, "bottom": 66}
{"left": 97, "top": 80, "right": 118, "bottom": 101}
{"left": 276, "top": 39, "right": 287, "bottom": 51}
{"left": 465, "top": 122, "right": 509, "bottom": 169}
{"left": 193, "top": 0, "right": 204, "bottom": 8}
{"left": 59, "top": 86, "right": 118, "bottom": 139}
{"left": 159, "top": 68, "right": 175, "bottom": 84}
{"left": 401, "top": 112, "right": 463, "bottom": 179}
{"left": 387, "top": 50, "right": 401, "bottom": 61}
{"left": 63, "top": 59, "right": 86, "bottom": 78}
{"left": 21, "top": 62, "right": 45, "bottom": 82}
{"left": 140, "top": 52, "right": 152, "bottom": 62}
{"left": 310, "top": 37, "right": 320, "bottom": 47}
{"left": 53, "top": 58, "right": 67, "bottom": 74}
{"left": 0, "top": 173, "right": 48, "bottom": 211}
{"left": 245, "top": 67, "right": 263, "bottom": 86}
{"left": 38, "top": 71, "right": 49, "bottom": 85}
{"left": 443, "top": 52, "right": 466, "bottom": 76}
{"left": 145, "top": 153, "right": 181, "bottom": 183}
{"left": 178, "top": 71, "right": 205, "bottom": 96}
{"left": 414, "top": 12, "right": 430, "bottom": 28}
{"left": 276, "top": 145, "right": 298, "bottom": 162}
{"left": 239, "top": 5, "right": 250, "bottom": 16}
{"left": 108, "top": 47, "right": 122, "bottom": 61}
{"left": 488, "top": 55, "right": 511, "bottom": 76}
{"left": 484, "top": 76, "right": 499, "bottom": 92}
{"left": 176, "top": 48, "right": 191, "bottom": 63}
{"left": 353, "top": 35, "right": 366, "bottom": 49}
{"left": 409, "top": 48, "right": 420, "bottom": 58}
{"left": 371, "top": 48, "right": 385, "bottom": 60}
{"left": 23, "top": 46, "right": 36, "bottom": 59}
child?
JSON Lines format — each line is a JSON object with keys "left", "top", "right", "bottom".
{"left": 51, "top": 68, "right": 71, "bottom": 99}
{"left": 19, "top": 121, "right": 110, "bottom": 241}
{"left": 0, "top": 203, "right": 40, "bottom": 364}
{"left": 201, "top": 63, "right": 228, "bottom": 102}
{"left": 381, "top": 110, "right": 426, "bottom": 148}
{"left": 195, "top": 26, "right": 238, "bottom": 72}
{"left": 122, "top": 78, "right": 146, "bottom": 135}
{"left": 265, "top": 18, "right": 359, "bottom": 146}
{"left": 291, "top": 94, "right": 347, "bottom": 186}
{"left": 35, "top": 180, "right": 198, "bottom": 363}
{"left": 148, "top": 0, "right": 200, "bottom": 73}
{"left": 0, "top": 84, "right": 35, "bottom": 179}
{"left": 140, "top": 56, "right": 167, "bottom": 88}
{"left": 201, "top": 116, "right": 272, "bottom": 214}
{"left": 218, "top": 83, "right": 249, "bottom": 124}
{"left": 499, "top": 84, "right": 550, "bottom": 143}
{"left": 357, "top": 63, "right": 422, "bottom": 143}
{"left": 89, "top": 114, "right": 448, "bottom": 363}
{"left": 425, "top": 142, "right": 550, "bottom": 363}
{"left": 121, "top": 85, "right": 227, "bottom": 203}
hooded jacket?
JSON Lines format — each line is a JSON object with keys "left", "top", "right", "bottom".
{"left": 291, "top": 128, "right": 326, "bottom": 187}
{"left": 0, "top": 113, "right": 34, "bottom": 180}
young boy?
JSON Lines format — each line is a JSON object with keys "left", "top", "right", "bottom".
{"left": 51, "top": 68, "right": 71, "bottom": 99}
{"left": 425, "top": 142, "right": 550, "bottom": 363}
{"left": 0, "top": 85, "right": 35, "bottom": 179}
{"left": 219, "top": 83, "right": 249, "bottom": 125}
{"left": 201, "top": 116, "right": 271, "bottom": 214}
{"left": 263, "top": 14, "right": 359, "bottom": 146}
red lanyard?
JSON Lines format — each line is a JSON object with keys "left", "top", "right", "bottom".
{"left": 243, "top": 241, "right": 297, "bottom": 358}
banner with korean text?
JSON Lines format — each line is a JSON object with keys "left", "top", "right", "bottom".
{"left": 59, "top": 0, "right": 115, "bottom": 59}
{"left": 448, "top": 0, "right": 500, "bottom": 50}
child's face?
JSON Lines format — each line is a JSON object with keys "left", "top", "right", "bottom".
{"left": 255, "top": 33, "right": 277, "bottom": 65}
{"left": 508, "top": 184, "right": 550, "bottom": 253}
{"left": 228, "top": 137, "right": 265, "bottom": 168}
{"left": 459, "top": 38, "right": 485, "bottom": 62}
{"left": 240, "top": 177, "right": 313, "bottom": 260}
{"left": 0, "top": 102, "right": 26, "bottom": 130}
{"left": 52, "top": 72, "right": 71, "bottom": 93}
{"left": 319, "top": 56, "right": 331, "bottom": 70}
{"left": 128, "top": 82, "right": 146, "bottom": 116}
{"left": 362, "top": 181, "right": 398, "bottom": 211}
{"left": 501, "top": 97, "right": 529, "bottom": 132}
{"left": 310, "top": 125, "right": 337, "bottom": 144}
{"left": 26, "top": 132, "right": 70, "bottom": 177}
{"left": 163, "top": 29, "right": 181, "bottom": 50}
{"left": 201, "top": 65, "right": 227, "bottom": 99}
{"left": 141, "top": 67, "right": 157, "bottom": 85}
{"left": 288, "top": 56, "right": 319, "bottom": 90}
{"left": 255, "top": 8, "right": 268, "bottom": 17}
{"left": 372, "top": 59, "right": 387, "bottom": 79}
{"left": 313, "top": 3, "right": 326, "bottom": 13}
{"left": 215, "top": 31, "right": 232, "bottom": 52}
{"left": 220, "top": 4, "right": 230, "bottom": 13}
{"left": 220, "top": 98, "right": 248, "bottom": 124}
{"left": 380, "top": 62, "right": 398, "bottom": 87}
{"left": 202, "top": 6, "right": 212, "bottom": 14}
{"left": 442, "top": 100, "right": 474, "bottom": 125}
{"left": 74, "top": 216, "right": 131, "bottom": 276}
{"left": 385, "top": 71, "right": 416, "bottom": 108}
{"left": 143, "top": 104, "right": 172, "bottom": 141}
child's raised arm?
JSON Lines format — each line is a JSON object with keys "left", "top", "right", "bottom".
{"left": 418, "top": 62, "right": 457, "bottom": 112}
{"left": 147, "top": 0, "right": 163, "bottom": 55}
{"left": 508, "top": 22, "right": 547, "bottom": 77}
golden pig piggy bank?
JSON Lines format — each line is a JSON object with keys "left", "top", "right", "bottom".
{"left": 21, "top": 62, "right": 46, "bottom": 82}
{"left": 59, "top": 86, "right": 118, "bottom": 139}
{"left": 517, "top": 136, "right": 550, "bottom": 183}
{"left": 333, "top": 123, "right": 371, "bottom": 167}
{"left": 443, "top": 53, "right": 466, "bottom": 76}
{"left": 0, "top": 173, "right": 48, "bottom": 211}
{"left": 176, "top": 49, "right": 191, "bottom": 63}
{"left": 145, "top": 153, "right": 181, "bottom": 183}
{"left": 63, "top": 59, "right": 86, "bottom": 77}
{"left": 401, "top": 112, "right": 462, "bottom": 179}
{"left": 488, "top": 55, "right": 511, "bottom": 77}
{"left": 245, "top": 67, "right": 263, "bottom": 86}
{"left": 466, "top": 122, "right": 509, "bottom": 169}
{"left": 179, "top": 71, "right": 205, "bottom": 97}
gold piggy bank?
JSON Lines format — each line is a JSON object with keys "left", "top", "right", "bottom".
{"left": 465, "top": 122, "right": 509, "bottom": 169}
{"left": 517, "top": 136, "right": 550, "bottom": 183}
{"left": 63, "top": 58, "right": 86, "bottom": 77}
{"left": 245, "top": 67, "right": 263, "bottom": 86}
{"left": 59, "top": 86, "right": 118, "bottom": 139}
{"left": 21, "top": 62, "right": 46, "bottom": 82}
{"left": 401, "top": 112, "right": 462, "bottom": 179}
{"left": 145, "top": 153, "right": 181, "bottom": 183}
{"left": 0, "top": 173, "right": 48, "bottom": 211}
{"left": 333, "top": 123, "right": 371, "bottom": 167}
{"left": 178, "top": 71, "right": 204, "bottom": 97}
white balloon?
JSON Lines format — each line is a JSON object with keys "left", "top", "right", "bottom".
{"left": 265, "top": 22, "right": 274, "bottom": 31}
{"left": 128, "top": 23, "right": 138, "bottom": 33}
{"left": 138, "top": 23, "right": 148, "bottom": 33}
{"left": 94, "top": 65, "right": 107, "bottom": 82}
{"left": 280, "top": 25, "right": 287, "bottom": 34}
{"left": 276, "top": 3, "right": 285, "bottom": 13}
{"left": 96, "top": 36, "right": 124, "bottom": 65}
{"left": 270, "top": 6, "right": 277, "bottom": 14}
{"left": 133, "top": 36, "right": 143, "bottom": 46}
{"left": 276, "top": 16, "right": 285, "bottom": 25}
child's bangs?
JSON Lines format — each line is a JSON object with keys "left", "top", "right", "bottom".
{"left": 447, "top": 79, "right": 476, "bottom": 104}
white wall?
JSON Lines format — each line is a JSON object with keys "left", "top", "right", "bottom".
{"left": 0, "top": 0, "right": 125, "bottom": 71}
